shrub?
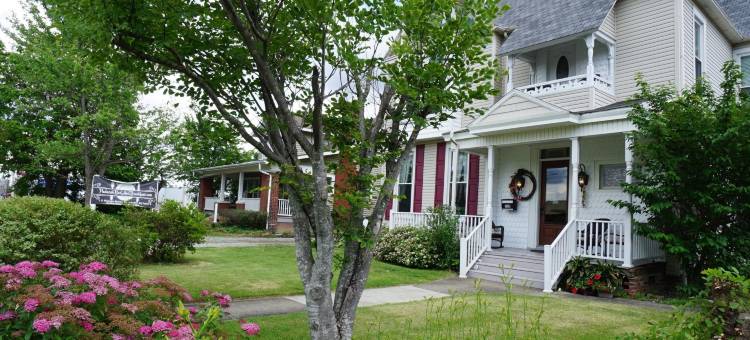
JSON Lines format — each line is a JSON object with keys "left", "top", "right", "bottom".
{"left": 0, "top": 260, "right": 257, "bottom": 338}
{"left": 219, "top": 209, "right": 267, "bottom": 230}
{"left": 0, "top": 197, "right": 142, "bottom": 279}
{"left": 560, "top": 257, "right": 626, "bottom": 295}
{"left": 425, "top": 206, "right": 460, "bottom": 270}
{"left": 121, "top": 201, "right": 208, "bottom": 263}
{"left": 624, "top": 268, "right": 750, "bottom": 339}
{"left": 374, "top": 227, "right": 439, "bottom": 269}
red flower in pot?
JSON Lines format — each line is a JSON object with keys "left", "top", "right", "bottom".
{"left": 594, "top": 274, "right": 602, "bottom": 280}
{"left": 571, "top": 287, "right": 578, "bottom": 294}
{"left": 587, "top": 279, "right": 594, "bottom": 286}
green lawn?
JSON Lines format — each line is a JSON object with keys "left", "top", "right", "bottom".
{"left": 220, "top": 292, "right": 671, "bottom": 339}
{"left": 139, "top": 246, "right": 452, "bottom": 299}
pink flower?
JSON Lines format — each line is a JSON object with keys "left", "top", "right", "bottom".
{"left": 49, "top": 275, "right": 71, "bottom": 288}
{"left": 151, "top": 320, "right": 175, "bottom": 332}
{"left": 33, "top": 318, "right": 51, "bottom": 334}
{"left": 181, "top": 292, "right": 193, "bottom": 302}
{"left": 121, "top": 303, "right": 138, "bottom": 313}
{"left": 187, "top": 306, "right": 198, "bottom": 314}
{"left": 0, "top": 265, "right": 13, "bottom": 273}
{"left": 74, "top": 292, "right": 97, "bottom": 304}
{"left": 42, "top": 260, "right": 60, "bottom": 268}
{"left": 112, "top": 333, "right": 126, "bottom": 340}
{"left": 241, "top": 322, "right": 260, "bottom": 336}
{"left": 139, "top": 325, "right": 153, "bottom": 336}
{"left": 168, "top": 325, "right": 194, "bottom": 340}
{"left": 69, "top": 272, "right": 85, "bottom": 284}
{"left": 24, "top": 298, "right": 39, "bottom": 312}
{"left": 0, "top": 311, "right": 16, "bottom": 321}
{"left": 56, "top": 291, "right": 75, "bottom": 305}
{"left": 200, "top": 290, "right": 210, "bottom": 297}
{"left": 43, "top": 268, "right": 63, "bottom": 279}
{"left": 215, "top": 294, "right": 232, "bottom": 307}
{"left": 4, "top": 278, "right": 22, "bottom": 290}
{"left": 49, "top": 316, "right": 64, "bottom": 329}
{"left": 79, "top": 261, "right": 107, "bottom": 273}
{"left": 80, "top": 321, "right": 94, "bottom": 332}
{"left": 72, "top": 308, "right": 92, "bottom": 321}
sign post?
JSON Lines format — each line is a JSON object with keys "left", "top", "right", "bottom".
{"left": 90, "top": 175, "right": 159, "bottom": 209}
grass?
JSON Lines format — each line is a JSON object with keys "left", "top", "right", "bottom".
{"left": 139, "top": 246, "right": 452, "bottom": 299}
{"left": 206, "top": 226, "right": 292, "bottom": 237}
{"left": 219, "top": 291, "right": 672, "bottom": 339}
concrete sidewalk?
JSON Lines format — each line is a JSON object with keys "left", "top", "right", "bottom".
{"left": 197, "top": 236, "right": 295, "bottom": 248}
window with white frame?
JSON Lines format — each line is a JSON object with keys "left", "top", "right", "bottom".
{"left": 740, "top": 55, "right": 750, "bottom": 95}
{"left": 450, "top": 152, "right": 469, "bottom": 215}
{"left": 242, "top": 173, "right": 261, "bottom": 199}
{"left": 397, "top": 152, "right": 414, "bottom": 212}
{"left": 694, "top": 15, "right": 705, "bottom": 80}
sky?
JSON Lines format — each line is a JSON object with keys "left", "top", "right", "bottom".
{"left": 0, "top": 0, "right": 192, "bottom": 114}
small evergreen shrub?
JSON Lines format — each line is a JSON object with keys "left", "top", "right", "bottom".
{"left": 426, "top": 206, "right": 460, "bottom": 270}
{"left": 374, "top": 227, "right": 439, "bottom": 269}
{"left": 121, "top": 201, "right": 208, "bottom": 263}
{"left": 0, "top": 197, "right": 142, "bottom": 279}
{"left": 219, "top": 209, "right": 267, "bottom": 230}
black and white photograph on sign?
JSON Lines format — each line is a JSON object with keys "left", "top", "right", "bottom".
{"left": 90, "top": 175, "right": 158, "bottom": 208}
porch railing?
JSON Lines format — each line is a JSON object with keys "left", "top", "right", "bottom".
{"left": 203, "top": 197, "right": 222, "bottom": 211}
{"left": 389, "top": 212, "right": 485, "bottom": 238}
{"left": 278, "top": 199, "right": 292, "bottom": 217}
{"left": 517, "top": 74, "right": 614, "bottom": 96}
{"left": 544, "top": 219, "right": 664, "bottom": 292}
{"left": 459, "top": 215, "right": 490, "bottom": 278}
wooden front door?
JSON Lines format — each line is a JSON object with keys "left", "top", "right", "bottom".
{"left": 539, "top": 160, "right": 570, "bottom": 245}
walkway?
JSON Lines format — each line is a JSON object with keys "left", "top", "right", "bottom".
{"left": 197, "top": 236, "right": 295, "bottom": 248}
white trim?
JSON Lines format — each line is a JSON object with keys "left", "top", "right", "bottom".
{"left": 468, "top": 90, "right": 570, "bottom": 131}
{"left": 734, "top": 48, "right": 750, "bottom": 92}
{"left": 693, "top": 9, "right": 707, "bottom": 79}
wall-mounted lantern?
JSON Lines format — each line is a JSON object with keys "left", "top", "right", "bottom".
{"left": 578, "top": 164, "right": 589, "bottom": 207}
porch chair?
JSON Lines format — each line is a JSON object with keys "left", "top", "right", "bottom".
{"left": 491, "top": 223, "right": 504, "bottom": 249}
{"left": 576, "top": 218, "right": 610, "bottom": 256}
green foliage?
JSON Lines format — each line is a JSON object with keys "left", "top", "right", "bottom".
{"left": 374, "top": 227, "right": 439, "bottom": 269}
{"left": 623, "top": 268, "right": 750, "bottom": 339}
{"left": 120, "top": 201, "right": 208, "bottom": 263}
{"left": 219, "top": 209, "right": 267, "bottom": 230}
{"left": 612, "top": 62, "right": 750, "bottom": 284}
{"left": 560, "top": 257, "right": 626, "bottom": 294}
{"left": 426, "top": 206, "right": 460, "bottom": 270}
{"left": 0, "top": 197, "right": 142, "bottom": 278}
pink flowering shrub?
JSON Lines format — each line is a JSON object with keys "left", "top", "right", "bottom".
{"left": 0, "top": 260, "right": 260, "bottom": 338}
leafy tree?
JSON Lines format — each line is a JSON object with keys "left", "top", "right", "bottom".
{"left": 0, "top": 5, "right": 144, "bottom": 204}
{"left": 43, "top": 0, "right": 504, "bottom": 337}
{"left": 614, "top": 62, "right": 750, "bottom": 285}
{"left": 167, "top": 107, "right": 254, "bottom": 187}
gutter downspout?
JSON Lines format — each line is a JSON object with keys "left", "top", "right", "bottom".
{"left": 259, "top": 167, "right": 273, "bottom": 231}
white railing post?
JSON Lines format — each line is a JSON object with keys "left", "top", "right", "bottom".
{"left": 543, "top": 245, "right": 553, "bottom": 293}
{"left": 459, "top": 238, "right": 468, "bottom": 278}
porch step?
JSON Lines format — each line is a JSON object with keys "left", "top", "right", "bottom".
{"left": 466, "top": 248, "right": 545, "bottom": 290}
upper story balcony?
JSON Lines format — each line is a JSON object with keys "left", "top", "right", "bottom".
{"left": 505, "top": 33, "right": 616, "bottom": 111}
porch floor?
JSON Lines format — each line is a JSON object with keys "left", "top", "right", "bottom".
{"left": 467, "top": 248, "right": 545, "bottom": 290}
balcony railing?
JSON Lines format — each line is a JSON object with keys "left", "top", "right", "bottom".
{"left": 517, "top": 74, "right": 613, "bottom": 96}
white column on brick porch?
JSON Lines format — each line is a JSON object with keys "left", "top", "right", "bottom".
{"left": 585, "top": 34, "right": 595, "bottom": 86}
{"left": 237, "top": 172, "right": 245, "bottom": 200}
{"left": 570, "top": 137, "right": 580, "bottom": 222}
{"left": 623, "top": 135, "right": 634, "bottom": 267}
{"left": 219, "top": 173, "right": 227, "bottom": 201}
{"left": 485, "top": 146, "right": 495, "bottom": 248}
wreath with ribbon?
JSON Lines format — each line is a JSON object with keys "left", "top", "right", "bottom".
{"left": 508, "top": 168, "right": 537, "bottom": 201}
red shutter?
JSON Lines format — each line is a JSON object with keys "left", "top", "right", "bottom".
{"left": 413, "top": 145, "right": 425, "bottom": 212}
{"left": 434, "top": 142, "right": 446, "bottom": 206}
{"left": 385, "top": 198, "right": 392, "bottom": 220}
{"left": 467, "top": 154, "right": 480, "bottom": 215}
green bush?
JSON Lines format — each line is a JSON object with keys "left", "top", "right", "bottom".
{"left": 121, "top": 200, "right": 208, "bottom": 263}
{"left": 0, "top": 196, "right": 142, "bottom": 278}
{"left": 374, "top": 227, "right": 439, "bottom": 269}
{"left": 219, "top": 209, "right": 267, "bottom": 230}
{"left": 426, "top": 206, "right": 460, "bottom": 270}
{"left": 559, "top": 257, "right": 626, "bottom": 295}
{"left": 624, "top": 268, "right": 750, "bottom": 339}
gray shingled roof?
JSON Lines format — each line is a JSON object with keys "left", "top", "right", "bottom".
{"left": 496, "top": 0, "right": 617, "bottom": 55}
{"left": 715, "top": 0, "right": 750, "bottom": 38}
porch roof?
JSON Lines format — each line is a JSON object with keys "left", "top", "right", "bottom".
{"left": 193, "top": 160, "right": 278, "bottom": 177}
{"left": 496, "top": 0, "right": 615, "bottom": 55}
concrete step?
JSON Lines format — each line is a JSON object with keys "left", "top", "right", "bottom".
{"left": 467, "top": 269, "right": 544, "bottom": 289}
{"left": 479, "top": 253, "right": 544, "bottom": 266}
{"left": 472, "top": 262, "right": 544, "bottom": 281}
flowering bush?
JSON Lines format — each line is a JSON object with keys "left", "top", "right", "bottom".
{"left": 374, "top": 227, "right": 439, "bottom": 269}
{"left": 0, "top": 197, "right": 142, "bottom": 278}
{"left": 0, "top": 260, "right": 259, "bottom": 338}
{"left": 561, "top": 257, "right": 625, "bottom": 295}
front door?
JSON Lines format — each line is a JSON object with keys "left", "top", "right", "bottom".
{"left": 539, "top": 160, "right": 569, "bottom": 245}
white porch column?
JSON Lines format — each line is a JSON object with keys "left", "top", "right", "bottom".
{"left": 450, "top": 146, "right": 460, "bottom": 211}
{"left": 389, "top": 177, "right": 398, "bottom": 228}
{"left": 219, "top": 173, "right": 227, "bottom": 201}
{"left": 570, "top": 137, "right": 580, "bottom": 222}
{"left": 585, "top": 35, "right": 595, "bottom": 86}
{"left": 442, "top": 148, "right": 452, "bottom": 206}
{"left": 608, "top": 43, "right": 616, "bottom": 85}
{"left": 485, "top": 146, "right": 495, "bottom": 248}
{"left": 506, "top": 55, "right": 515, "bottom": 93}
{"left": 237, "top": 172, "right": 245, "bottom": 201}
{"left": 623, "top": 135, "right": 634, "bottom": 267}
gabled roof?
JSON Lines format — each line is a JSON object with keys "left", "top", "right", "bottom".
{"left": 715, "top": 0, "right": 750, "bottom": 39}
{"left": 496, "top": 0, "right": 616, "bottom": 55}
{"left": 468, "top": 90, "right": 574, "bottom": 134}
